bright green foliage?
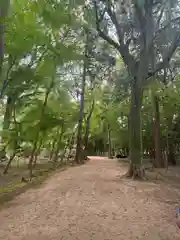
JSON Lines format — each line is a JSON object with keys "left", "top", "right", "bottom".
{"left": 0, "top": 0, "right": 180, "bottom": 174}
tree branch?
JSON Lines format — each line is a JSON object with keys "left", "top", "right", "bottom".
{"left": 141, "top": 14, "right": 180, "bottom": 61}
{"left": 94, "top": 1, "right": 121, "bottom": 51}
{"left": 156, "top": 16, "right": 180, "bottom": 36}
{"left": 155, "top": 1, "right": 167, "bottom": 30}
{"left": 93, "top": 0, "right": 136, "bottom": 74}
{"left": 155, "top": 37, "right": 179, "bottom": 73}
{"left": 148, "top": 34, "right": 180, "bottom": 78}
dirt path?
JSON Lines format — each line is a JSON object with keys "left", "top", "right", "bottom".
{"left": 0, "top": 157, "right": 180, "bottom": 240}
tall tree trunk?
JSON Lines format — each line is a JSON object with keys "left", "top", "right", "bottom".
{"left": 167, "top": 119, "right": 176, "bottom": 165}
{"left": 167, "top": 139, "right": 176, "bottom": 165}
{"left": 2, "top": 96, "right": 12, "bottom": 131}
{"left": 60, "top": 140, "right": 69, "bottom": 164}
{"left": 0, "top": 95, "right": 13, "bottom": 159}
{"left": 107, "top": 123, "right": 112, "bottom": 158}
{"left": 28, "top": 138, "right": 38, "bottom": 181}
{"left": 33, "top": 134, "right": 45, "bottom": 168}
{"left": 152, "top": 94, "right": 164, "bottom": 168}
{"left": 127, "top": 79, "right": 145, "bottom": 179}
{"left": 67, "top": 131, "right": 76, "bottom": 161}
{"left": 0, "top": 24, "right": 4, "bottom": 77}
{"left": 4, "top": 106, "right": 18, "bottom": 174}
{"left": 3, "top": 151, "right": 16, "bottom": 174}
{"left": 52, "top": 124, "right": 64, "bottom": 165}
{"left": 49, "top": 138, "right": 57, "bottom": 161}
{"left": 28, "top": 79, "right": 54, "bottom": 180}
{"left": 74, "top": 39, "right": 88, "bottom": 164}
{"left": 0, "top": 0, "right": 10, "bottom": 77}
{"left": 83, "top": 100, "right": 95, "bottom": 159}
{"left": 0, "top": 54, "right": 16, "bottom": 159}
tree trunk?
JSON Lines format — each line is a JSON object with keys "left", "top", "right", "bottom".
{"left": 3, "top": 151, "right": 16, "bottom": 174}
{"left": 83, "top": 100, "right": 95, "bottom": 159}
{"left": 0, "top": 0, "right": 10, "bottom": 77}
{"left": 3, "top": 106, "right": 19, "bottom": 174}
{"left": 166, "top": 117, "right": 176, "bottom": 166}
{"left": 52, "top": 124, "right": 64, "bottom": 165}
{"left": 167, "top": 135, "right": 176, "bottom": 165}
{"left": 67, "top": 132, "right": 76, "bottom": 162}
{"left": 28, "top": 141, "right": 38, "bottom": 180}
{"left": 107, "top": 123, "right": 113, "bottom": 158}
{"left": 149, "top": 147, "right": 155, "bottom": 159}
{"left": 152, "top": 95, "right": 164, "bottom": 168}
{"left": 3, "top": 96, "right": 13, "bottom": 129}
{"left": 60, "top": 141, "right": 68, "bottom": 164}
{"left": 28, "top": 79, "right": 54, "bottom": 180}
{"left": 74, "top": 40, "right": 88, "bottom": 164}
{"left": 49, "top": 138, "right": 57, "bottom": 161}
{"left": 33, "top": 135, "right": 44, "bottom": 168}
{"left": 0, "top": 95, "right": 13, "bottom": 159}
{"left": 0, "top": 25, "right": 4, "bottom": 77}
{"left": 127, "top": 79, "right": 145, "bottom": 179}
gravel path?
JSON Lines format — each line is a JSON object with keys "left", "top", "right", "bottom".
{"left": 0, "top": 157, "right": 179, "bottom": 240}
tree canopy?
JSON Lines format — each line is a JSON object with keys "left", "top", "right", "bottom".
{"left": 0, "top": 0, "right": 180, "bottom": 180}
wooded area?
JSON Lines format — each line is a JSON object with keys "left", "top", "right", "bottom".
{"left": 1, "top": 0, "right": 180, "bottom": 239}
{"left": 0, "top": 0, "right": 180, "bottom": 183}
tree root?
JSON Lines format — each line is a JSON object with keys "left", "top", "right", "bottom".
{"left": 126, "top": 163, "right": 147, "bottom": 180}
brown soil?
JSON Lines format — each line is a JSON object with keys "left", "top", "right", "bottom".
{"left": 0, "top": 157, "right": 180, "bottom": 240}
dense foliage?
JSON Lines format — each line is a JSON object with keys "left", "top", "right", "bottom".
{"left": 0, "top": 0, "right": 180, "bottom": 180}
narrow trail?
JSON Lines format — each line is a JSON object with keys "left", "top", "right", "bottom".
{"left": 0, "top": 157, "right": 179, "bottom": 240}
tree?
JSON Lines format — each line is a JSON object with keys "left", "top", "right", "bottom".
{"left": 0, "top": 0, "right": 84, "bottom": 176}
{"left": 74, "top": 31, "right": 89, "bottom": 164}
{"left": 93, "top": 0, "right": 180, "bottom": 178}
{"left": 0, "top": 0, "right": 10, "bottom": 77}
